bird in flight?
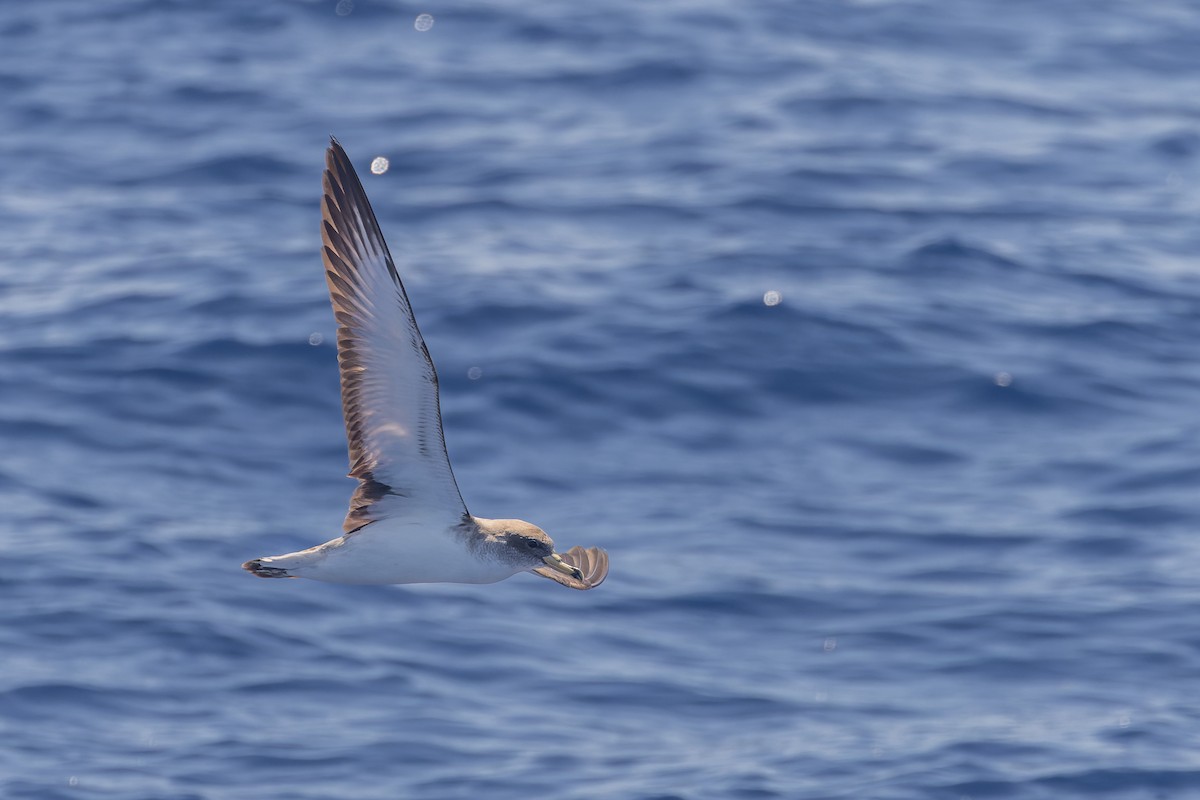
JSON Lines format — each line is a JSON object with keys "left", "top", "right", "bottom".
{"left": 243, "top": 139, "right": 608, "bottom": 590}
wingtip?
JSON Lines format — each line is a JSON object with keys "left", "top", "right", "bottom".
{"left": 532, "top": 545, "right": 610, "bottom": 590}
{"left": 326, "top": 136, "right": 347, "bottom": 168}
{"left": 574, "top": 545, "right": 609, "bottom": 589}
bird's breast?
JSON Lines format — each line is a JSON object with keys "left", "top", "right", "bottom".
{"left": 304, "top": 520, "right": 515, "bottom": 585}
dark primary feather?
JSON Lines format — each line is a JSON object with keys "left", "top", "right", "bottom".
{"left": 533, "top": 546, "right": 610, "bottom": 590}
{"left": 321, "top": 139, "right": 468, "bottom": 531}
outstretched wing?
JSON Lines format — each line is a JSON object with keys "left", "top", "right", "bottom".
{"left": 533, "top": 546, "right": 610, "bottom": 590}
{"left": 320, "top": 138, "right": 467, "bottom": 531}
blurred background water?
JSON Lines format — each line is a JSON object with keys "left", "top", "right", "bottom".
{"left": 3, "top": 1, "right": 1200, "bottom": 798}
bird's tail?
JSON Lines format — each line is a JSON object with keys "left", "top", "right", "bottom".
{"left": 242, "top": 558, "right": 293, "bottom": 578}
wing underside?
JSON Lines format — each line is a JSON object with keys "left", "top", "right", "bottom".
{"left": 321, "top": 139, "right": 467, "bottom": 531}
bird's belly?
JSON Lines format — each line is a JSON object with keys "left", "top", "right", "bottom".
{"left": 303, "top": 523, "right": 515, "bottom": 586}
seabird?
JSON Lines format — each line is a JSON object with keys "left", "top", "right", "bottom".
{"left": 242, "top": 139, "right": 609, "bottom": 590}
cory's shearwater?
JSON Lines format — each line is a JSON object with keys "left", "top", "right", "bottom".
{"left": 243, "top": 140, "right": 609, "bottom": 590}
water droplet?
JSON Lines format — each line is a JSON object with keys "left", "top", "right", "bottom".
{"left": 414, "top": 13, "right": 434, "bottom": 31}
{"left": 822, "top": 637, "right": 837, "bottom": 652}
{"left": 370, "top": 157, "right": 390, "bottom": 175}
{"left": 68, "top": 777, "right": 79, "bottom": 787}
{"left": 308, "top": 332, "right": 324, "bottom": 346}
{"left": 467, "top": 366, "right": 483, "bottom": 380}
{"left": 335, "top": 0, "right": 355, "bottom": 16}
{"left": 994, "top": 371, "right": 1013, "bottom": 387}
{"left": 763, "top": 290, "right": 782, "bottom": 307}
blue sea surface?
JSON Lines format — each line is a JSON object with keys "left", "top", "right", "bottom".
{"left": 4, "top": 1, "right": 1200, "bottom": 797}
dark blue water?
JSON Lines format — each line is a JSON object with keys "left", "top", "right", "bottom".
{"left": 4, "top": 1, "right": 1200, "bottom": 797}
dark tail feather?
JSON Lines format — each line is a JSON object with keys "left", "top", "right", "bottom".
{"left": 242, "top": 559, "right": 292, "bottom": 579}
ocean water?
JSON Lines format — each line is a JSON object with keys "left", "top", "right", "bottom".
{"left": 4, "top": 1, "right": 1200, "bottom": 797}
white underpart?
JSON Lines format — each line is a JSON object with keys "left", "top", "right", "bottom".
{"left": 257, "top": 514, "right": 519, "bottom": 586}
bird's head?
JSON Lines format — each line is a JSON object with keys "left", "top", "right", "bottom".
{"left": 495, "top": 522, "right": 580, "bottom": 577}
{"left": 475, "top": 517, "right": 607, "bottom": 590}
